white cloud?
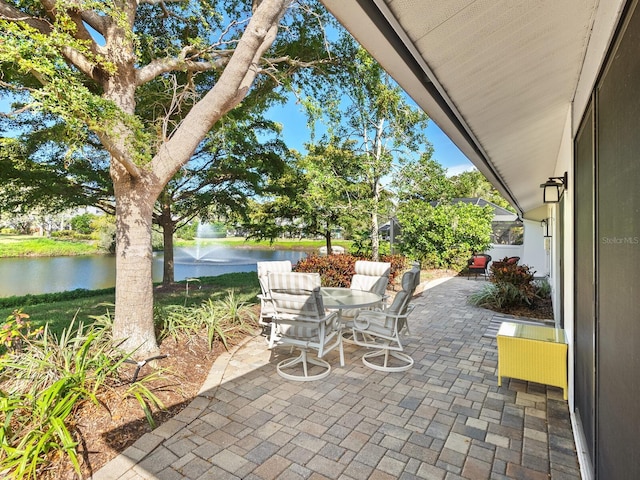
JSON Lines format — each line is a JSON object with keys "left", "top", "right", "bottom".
{"left": 446, "top": 164, "right": 477, "bottom": 177}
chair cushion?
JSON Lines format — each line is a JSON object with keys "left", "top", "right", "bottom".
{"left": 354, "top": 260, "right": 391, "bottom": 277}
{"left": 387, "top": 290, "right": 409, "bottom": 315}
{"left": 401, "top": 271, "right": 416, "bottom": 294}
{"left": 351, "top": 274, "right": 389, "bottom": 295}
{"left": 471, "top": 257, "right": 487, "bottom": 267}
{"left": 276, "top": 321, "right": 319, "bottom": 339}
{"left": 257, "top": 261, "right": 292, "bottom": 295}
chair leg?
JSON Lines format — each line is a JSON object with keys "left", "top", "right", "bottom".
{"left": 362, "top": 348, "right": 413, "bottom": 372}
{"left": 276, "top": 349, "right": 331, "bottom": 381}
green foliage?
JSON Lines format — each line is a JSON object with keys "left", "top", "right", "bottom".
{"left": 349, "top": 229, "right": 392, "bottom": 257}
{"left": 470, "top": 259, "right": 539, "bottom": 310}
{"left": 0, "top": 285, "right": 257, "bottom": 479}
{"left": 70, "top": 213, "right": 97, "bottom": 235}
{"left": 533, "top": 277, "right": 552, "bottom": 298}
{"left": 151, "top": 229, "right": 164, "bottom": 251}
{"left": 49, "top": 230, "right": 91, "bottom": 240}
{"left": 449, "top": 170, "right": 514, "bottom": 211}
{"left": 176, "top": 222, "right": 198, "bottom": 240}
{"left": 469, "top": 282, "right": 530, "bottom": 310}
{"left": 397, "top": 202, "right": 493, "bottom": 270}
{"left": 490, "top": 258, "right": 536, "bottom": 291}
{"left": 0, "top": 288, "right": 115, "bottom": 310}
{"left": 293, "top": 254, "right": 407, "bottom": 287}
{"left": 0, "top": 272, "right": 260, "bottom": 335}
{"left": 91, "top": 215, "right": 116, "bottom": 253}
{"left": 301, "top": 42, "right": 431, "bottom": 259}
{"left": 393, "top": 150, "right": 452, "bottom": 202}
{"left": 0, "top": 319, "right": 132, "bottom": 478}
{"left": 156, "top": 290, "right": 257, "bottom": 350}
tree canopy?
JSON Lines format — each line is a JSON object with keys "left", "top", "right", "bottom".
{"left": 302, "top": 44, "right": 430, "bottom": 260}
{"left": 0, "top": 0, "right": 341, "bottom": 355}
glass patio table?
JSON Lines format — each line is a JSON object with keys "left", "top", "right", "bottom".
{"left": 320, "top": 287, "right": 382, "bottom": 312}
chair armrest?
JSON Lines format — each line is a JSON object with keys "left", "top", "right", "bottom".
{"left": 273, "top": 311, "right": 337, "bottom": 324}
{"left": 353, "top": 304, "right": 415, "bottom": 333}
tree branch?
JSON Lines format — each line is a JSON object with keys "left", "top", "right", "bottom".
{"left": 0, "top": 0, "right": 51, "bottom": 32}
{"left": 136, "top": 48, "right": 233, "bottom": 86}
{"left": 152, "top": 0, "right": 292, "bottom": 185}
{"left": 96, "top": 131, "right": 142, "bottom": 179}
{"left": 80, "top": 9, "right": 108, "bottom": 34}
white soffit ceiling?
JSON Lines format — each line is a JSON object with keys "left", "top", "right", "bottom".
{"left": 322, "top": 0, "right": 601, "bottom": 214}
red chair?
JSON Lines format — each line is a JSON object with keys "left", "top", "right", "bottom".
{"left": 467, "top": 254, "right": 492, "bottom": 279}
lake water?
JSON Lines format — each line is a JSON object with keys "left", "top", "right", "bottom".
{"left": 0, "top": 246, "right": 309, "bottom": 297}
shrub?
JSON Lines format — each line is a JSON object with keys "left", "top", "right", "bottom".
{"left": 349, "top": 230, "right": 392, "bottom": 257}
{"left": 176, "top": 222, "right": 197, "bottom": 240}
{"left": 71, "top": 213, "right": 98, "bottom": 235}
{"left": 470, "top": 258, "right": 539, "bottom": 310}
{"left": 156, "top": 290, "right": 257, "bottom": 350}
{"left": 397, "top": 201, "right": 493, "bottom": 270}
{"left": 92, "top": 215, "right": 116, "bottom": 253}
{"left": 293, "top": 254, "right": 407, "bottom": 287}
{"left": 294, "top": 254, "right": 355, "bottom": 287}
{"left": 469, "top": 282, "right": 531, "bottom": 309}
{"left": 0, "top": 319, "right": 160, "bottom": 479}
{"left": 533, "top": 277, "right": 551, "bottom": 298}
{"left": 490, "top": 257, "right": 536, "bottom": 304}
{"left": 0, "top": 310, "right": 43, "bottom": 355}
{"left": 0, "top": 289, "right": 256, "bottom": 479}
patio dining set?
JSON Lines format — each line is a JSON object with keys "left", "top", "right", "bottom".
{"left": 256, "top": 260, "right": 421, "bottom": 381}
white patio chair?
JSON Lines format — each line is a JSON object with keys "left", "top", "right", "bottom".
{"left": 256, "top": 260, "right": 292, "bottom": 330}
{"left": 341, "top": 260, "right": 391, "bottom": 326}
{"left": 350, "top": 260, "right": 391, "bottom": 297}
{"left": 268, "top": 272, "right": 344, "bottom": 381}
{"left": 351, "top": 288, "right": 415, "bottom": 372}
{"left": 410, "top": 262, "right": 421, "bottom": 291}
{"left": 398, "top": 268, "right": 420, "bottom": 334}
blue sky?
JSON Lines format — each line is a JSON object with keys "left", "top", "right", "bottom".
{"left": 265, "top": 95, "right": 474, "bottom": 177}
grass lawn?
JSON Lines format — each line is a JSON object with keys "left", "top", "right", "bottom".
{"left": 0, "top": 273, "right": 261, "bottom": 337}
{"left": 174, "top": 236, "right": 353, "bottom": 251}
{"left": 1, "top": 234, "right": 353, "bottom": 257}
{"left": 0, "top": 234, "right": 100, "bottom": 257}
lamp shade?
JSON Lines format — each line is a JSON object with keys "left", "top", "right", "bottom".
{"left": 542, "top": 181, "right": 562, "bottom": 203}
{"left": 540, "top": 173, "right": 567, "bottom": 203}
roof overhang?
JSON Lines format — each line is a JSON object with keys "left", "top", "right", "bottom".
{"left": 321, "top": 0, "right": 622, "bottom": 216}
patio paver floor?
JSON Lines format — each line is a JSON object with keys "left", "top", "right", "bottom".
{"left": 93, "top": 276, "right": 581, "bottom": 480}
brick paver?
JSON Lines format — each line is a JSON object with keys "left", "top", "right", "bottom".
{"left": 92, "top": 277, "right": 581, "bottom": 479}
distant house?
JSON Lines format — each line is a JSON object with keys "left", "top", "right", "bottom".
{"left": 378, "top": 217, "right": 401, "bottom": 241}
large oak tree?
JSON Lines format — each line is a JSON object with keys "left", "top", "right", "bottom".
{"left": 0, "top": 0, "right": 335, "bottom": 355}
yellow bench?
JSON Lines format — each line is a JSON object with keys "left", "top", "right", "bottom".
{"left": 496, "top": 322, "right": 568, "bottom": 400}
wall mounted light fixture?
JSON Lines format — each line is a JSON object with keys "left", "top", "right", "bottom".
{"left": 540, "top": 172, "right": 568, "bottom": 203}
{"left": 541, "top": 218, "right": 552, "bottom": 238}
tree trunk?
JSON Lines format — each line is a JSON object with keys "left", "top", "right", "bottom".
{"left": 112, "top": 178, "right": 160, "bottom": 356}
{"left": 325, "top": 227, "right": 332, "bottom": 255}
{"left": 162, "top": 222, "right": 175, "bottom": 286}
{"left": 371, "top": 211, "right": 379, "bottom": 261}
{"left": 158, "top": 198, "right": 176, "bottom": 286}
{"left": 371, "top": 181, "right": 380, "bottom": 261}
{"left": 106, "top": 0, "right": 289, "bottom": 356}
